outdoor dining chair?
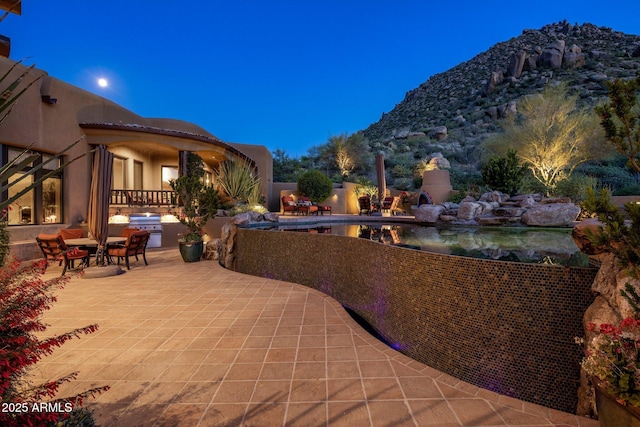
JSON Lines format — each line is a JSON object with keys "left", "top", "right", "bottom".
{"left": 36, "top": 234, "right": 90, "bottom": 276}
{"left": 107, "top": 230, "right": 150, "bottom": 270}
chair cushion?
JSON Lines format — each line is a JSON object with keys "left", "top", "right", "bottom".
{"left": 59, "top": 228, "right": 85, "bottom": 239}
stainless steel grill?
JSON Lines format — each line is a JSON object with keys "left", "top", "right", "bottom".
{"left": 129, "top": 214, "right": 162, "bottom": 248}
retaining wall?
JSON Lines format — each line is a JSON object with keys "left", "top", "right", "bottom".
{"left": 235, "top": 227, "right": 598, "bottom": 413}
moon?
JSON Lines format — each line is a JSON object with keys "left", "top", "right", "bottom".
{"left": 97, "top": 78, "right": 108, "bottom": 88}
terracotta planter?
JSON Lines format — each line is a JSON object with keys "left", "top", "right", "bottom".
{"left": 179, "top": 240, "right": 203, "bottom": 263}
{"left": 595, "top": 386, "right": 640, "bottom": 427}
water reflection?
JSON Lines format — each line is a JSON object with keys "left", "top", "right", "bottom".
{"left": 275, "top": 223, "right": 589, "bottom": 266}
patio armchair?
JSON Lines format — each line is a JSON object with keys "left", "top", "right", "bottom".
{"left": 297, "top": 197, "right": 319, "bottom": 216}
{"left": 282, "top": 196, "right": 297, "bottom": 215}
{"left": 36, "top": 233, "right": 90, "bottom": 276}
{"left": 381, "top": 196, "right": 401, "bottom": 216}
{"left": 358, "top": 195, "right": 377, "bottom": 215}
{"left": 58, "top": 228, "right": 86, "bottom": 240}
{"left": 107, "top": 230, "right": 150, "bottom": 270}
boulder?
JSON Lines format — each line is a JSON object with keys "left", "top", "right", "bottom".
{"left": 483, "top": 70, "right": 504, "bottom": 96}
{"left": 563, "top": 44, "right": 585, "bottom": 68}
{"left": 480, "top": 191, "right": 510, "bottom": 203}
{"left": 263, "top": 212, "right": 280, "bottom": 222}
{"left": 477, "top": 215, "right": 520, "bottom": 225}
{"left": 538, "top": 39, "right": 565, "bottom": 68}
{"left": 523, "top": 55, "right": 537, "bottom": 72}
{"left": 457, "top": 202, "right": 483, "bottom": 221}
{"left": 571, "top": 218, "right": 607, "bottom": 255}
{"left": 583, "top": 295, "right": 621, "bottom": 343}
{"left": 519, "top": 196, "right": 536, "bottom": 208}
{"left": 477, "top": 201, "right": 494, "bottom": 215}
{"left": 233, "top": 212, "right": 253, "bottom": 225}
{"left": 493, "top": 207, "right": 525, "bottom": 217}
{"left": 540, "top": 197, "right": 572, "bottom": 204}
{"left": 631, "top": 44, "right": 640, "bottom": 58}
{"left": 506, "top": 50, "right": 526, "bottom": 78}
{"left": 415, "top": 204, "right": 444, "bottom": 223}
{"left": 429, "top": 126, "right": 448, "bottom": 140}
{"left": 521, "top": 203, "right": 580, "bottom": 226}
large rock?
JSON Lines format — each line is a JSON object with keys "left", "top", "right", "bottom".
{"left": 571, "top": 218, "right": 607, "bottom": 255}
{"left": 480, "top": 191, "right": 510, "bottom": 203}
{"left": 457, "top": 202, "right": 483, "bottom": 221}
{"left": 506, "top": 50, "right": 526, "bottom": 78}
{"left": 521, "top": 203, "right": 580, "bottom": 226}
{"left": 483, "top": 70, "right": 504, "bottom": 95}
{"left": 563, "top": 44, "right": 585, "bottom": 68}
{"left": 538, "top": 39, "right": 565, "bottom": 68}
{"left": 415, "top": 205, "right": 444, "bottom": 223}
{"left": 429, "top": 126, "right": 448, "bottom": 140}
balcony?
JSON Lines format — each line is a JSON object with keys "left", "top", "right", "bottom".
{"left": 110, "top": 189, "right": 177, "bottom": 207}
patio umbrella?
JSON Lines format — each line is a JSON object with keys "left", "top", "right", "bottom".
{"left": 87, "top": 144, "right": 113, "bottom": 266}
{"left": 375, "top": 152, "right": 386, "bottom": 201}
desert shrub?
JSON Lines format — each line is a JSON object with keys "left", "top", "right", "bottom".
{"left": 614, "top": 183, "right": 640, "bottom": 196}
{"left": 392, "top": 178, "right": 412, "bottom": 191}
{"left": 216, "top": 159, "right": 262, "bottom": 205}
{"left": 297, "top": 170, "right": 333, "bottom": 202}
{"left": 481, "top": 149, "right": 528, "bottom": 196}
{"left": 553, "top": 173, "right": 598, "bottom": 202}
{"left": 447, "top": 191, "right": 467, "bottom": 204}
{"left": 0, "top": 259, "right": 108, "bottom": 426}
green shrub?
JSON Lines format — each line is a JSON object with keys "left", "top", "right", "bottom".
{"left": 392, "top": 177, "right": 412, "bottom": 191}
{"left": 481, "top": 149, "right": 528, "bottom": 195}
{"left": 553, "top": 173, "right": 598, "bottom": 202}
{"left": 297, "top": 170, "right": 333, "bottom": 202}
{"left": 614, "top": 183, "right": 640, "bottom": 196}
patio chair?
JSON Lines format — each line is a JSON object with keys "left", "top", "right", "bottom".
{"left": 107, "top": 230, "right": 150, "bottom": 270}
{"left": 297, "top": 197, "right": 318, "bottom": 216}
{"left": 282, "top": 196, "right": 297, "bottom": 215}
{"left": 58, "top": 228, "right": 86, "bottom": 240}
{"left": 120, "top": 227, "right": 140, "bottom": 238}
{"left": 358, "top": 195, "right": 375, "bottom": 215}
{"left": 36, "top": 234, "right": 90, "bottom": 276}
{"left": 381, "top": 196, "right": 401, "bottom": 215}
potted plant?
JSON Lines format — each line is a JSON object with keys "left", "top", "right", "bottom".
{"left": 170, "top": 152, "right": 221, "bottom": 262}
{"left": 580, "top": 318, "right": 640, "bottom": 425}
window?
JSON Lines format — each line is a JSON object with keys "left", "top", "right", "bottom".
{"left": 161, "top": 166, "right": 178, "bottom": 191}
{"left": 133, "top": 160, "right": 143, "bottom": 190}
{"left": 1, "top": 146, "right": 63, "bottom": 225}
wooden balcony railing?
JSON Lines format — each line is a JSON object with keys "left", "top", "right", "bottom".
{"left": 110, "top": 189, "right": 177, "bottom": 207}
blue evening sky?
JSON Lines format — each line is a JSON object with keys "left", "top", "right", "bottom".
{"left": 2, "top": 1, "right": 638, "bottom": 157}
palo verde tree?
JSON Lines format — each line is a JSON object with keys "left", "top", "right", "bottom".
{"left": 485, "top": 83, "right": 605, "bottom": 195}
{"left": 595, "top": 74, "right": 640, "bottom": 174}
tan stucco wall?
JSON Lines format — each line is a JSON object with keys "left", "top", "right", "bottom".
{"left": 0, "top": 57, "right": 273, "bottom": 248}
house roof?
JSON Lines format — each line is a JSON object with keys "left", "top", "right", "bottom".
{"left": 79, "top": 122, "right": 255, "bottom": 167}
{"left": 0, "top": 0, "right": 21, "bottom": 15}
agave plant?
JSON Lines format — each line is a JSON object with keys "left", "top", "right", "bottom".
{"left": 215, "top": 159, "right": 262, "bottom": 206}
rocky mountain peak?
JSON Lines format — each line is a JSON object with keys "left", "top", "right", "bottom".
{"left": 362, "top": 21, "right": 640, "bottom": 160}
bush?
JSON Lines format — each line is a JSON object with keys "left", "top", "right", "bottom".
{"left": 553, "top": 173, "right": 598, "bottom": 202}
{"left": 614, "top": 183, "right": 640, "bottom": 196}
{"left": 392, "top": 178, "right": 413, "bottom": 191}
{"left": 481, "top": 149, "right": 528, "bottom": 196}
{"left": 0, "top": 259, "right": 108, "bottom": 426}
{"left": 297, "top": 170, "right": 333, "bottom": 203}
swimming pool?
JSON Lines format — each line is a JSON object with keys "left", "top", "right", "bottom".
{"left": 272, "top": 222, "right": 589, "bottom": 266}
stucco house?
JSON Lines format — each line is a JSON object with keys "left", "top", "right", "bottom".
{"left": 0, "top": 56, "right": 272, "bottom": 259}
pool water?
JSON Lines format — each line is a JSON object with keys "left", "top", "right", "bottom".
{"left": 274, "top": 222, "right": 590, "bottom": 266}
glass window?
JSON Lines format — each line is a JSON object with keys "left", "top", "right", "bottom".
{"left": 2, "top": 146, "right": 64, "bottom": 225}
{"left": 7, "top": 172, "right": 34, "bottom": 224}
{"left": 42, "top": 177, "right": 61, "bottom": 223}
{"left": 162, "top": 166, "right": 178, "bottom": 191}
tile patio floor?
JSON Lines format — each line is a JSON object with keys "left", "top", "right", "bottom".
{"left": 33, "top": 248, "right": 600, "bottom": 426}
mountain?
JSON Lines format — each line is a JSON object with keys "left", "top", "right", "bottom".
{"left": 361, "top": 21, "right": 640, "bottom": 167}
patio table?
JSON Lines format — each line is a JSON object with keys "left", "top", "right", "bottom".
{"left": 64, "top": 236, "right": 126, "bottom": 247}
{"left": 64, "top": 237, "right": 127, "bottom": 265}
